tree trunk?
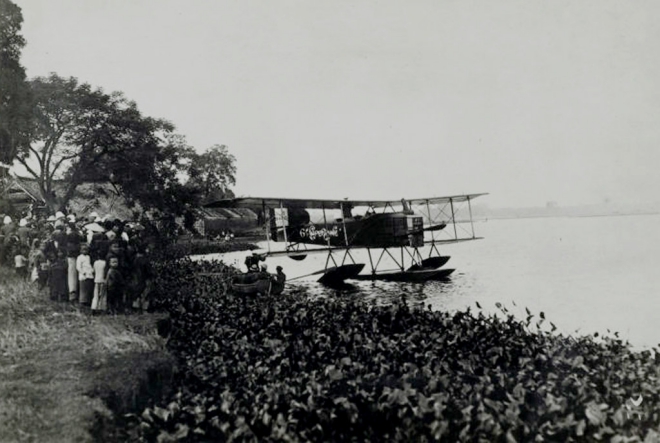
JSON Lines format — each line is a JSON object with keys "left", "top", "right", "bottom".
{"left": 44, "top": 193, "right": 58, "bottom": 213}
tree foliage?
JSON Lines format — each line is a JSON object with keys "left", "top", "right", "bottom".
{"left": 17, "top": 74, "right": 205, "bottom": 217}
{"left": 17, "top": 75, "right": 116, "bottom": 208}
{"left": 0, "top": 0, "right": 32, "bottom": 171}
{"left": 81, "top": 131, "right": 201, "bottom": 219}
{"left": 188, "top": 144, "right": 236, "bottom": 201}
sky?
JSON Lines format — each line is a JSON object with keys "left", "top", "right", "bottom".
{"left": 14, "top": 0, "right": 660, "bottom": 208}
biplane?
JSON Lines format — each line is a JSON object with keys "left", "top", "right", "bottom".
{"left": 205, "top": 193, "right": 487, "bottom": 284}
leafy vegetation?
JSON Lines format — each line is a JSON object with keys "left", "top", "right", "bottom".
{"left": 187, "top": 144, "right": 237, "bottom": 201}
{"left": 14, "top": 74, "right": 195, "bottom": 214}
{"left": 8, "top": 70, "right": 238, "bottom": 223}
{"left": 0, "top": 0, "right": 31, "bottom": 172}
{"left": 125, "top": 258, "right": 660, "bottom": 442}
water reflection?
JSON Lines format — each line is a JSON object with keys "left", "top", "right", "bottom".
{"left": 287, "top": 277, "right": 458, "bottom": 310}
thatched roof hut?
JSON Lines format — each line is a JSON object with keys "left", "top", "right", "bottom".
{"left": 1, "top": 176, "right": 46, "bottom": 213}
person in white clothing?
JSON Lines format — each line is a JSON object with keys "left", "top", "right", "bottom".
{"left": 91, "top": 251, "right": 107, "bottom": 313}
{"left": 76, "top": 244, "right": 95, "bottom": 306}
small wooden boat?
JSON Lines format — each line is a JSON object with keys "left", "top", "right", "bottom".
{"left": 231, "top": 273, "right": 285, "bottom": 295}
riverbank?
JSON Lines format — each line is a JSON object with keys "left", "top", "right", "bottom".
{"left": 124, "top": 258, "right": 660, "bottom": 442}
{"left": 0, "top": 268, "right": 175, "bottom": 443}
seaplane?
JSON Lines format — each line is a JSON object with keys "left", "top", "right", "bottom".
{"left": 204, "top": 193, "right": 487, "bottom": 285}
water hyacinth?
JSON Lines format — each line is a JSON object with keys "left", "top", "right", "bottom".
{"left": 124, "top": 258, "right": 660, "bottom": 442}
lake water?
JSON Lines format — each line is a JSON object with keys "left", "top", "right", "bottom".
{"left": 198, "top": 214, "right": 660, "bottom": 349}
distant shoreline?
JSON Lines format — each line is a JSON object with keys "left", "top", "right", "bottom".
{"left": 473, "top": 209, "right": 660, "bottom": 222}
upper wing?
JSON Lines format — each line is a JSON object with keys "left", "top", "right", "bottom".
{"left": 204, "top": 193, "right": 488, "bottom": 210}
{"left": 205, "top": 194, "right": 487, "bottom": 244}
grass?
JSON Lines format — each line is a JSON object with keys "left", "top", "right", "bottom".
{"left": 0, "top": 268, "right": 175, "bottom": 443}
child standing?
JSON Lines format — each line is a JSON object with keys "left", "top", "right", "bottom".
{"left": 91, "top": 248, "right": 107, "bottom": 314}
{"left": 76, "top": 243, "right": 94, "bottom": 306}
{"left": 105, "top": 256, "right": 124, "bottom": 314}
{"left": 34, "top": 243, "right": 50, "bottom": 290}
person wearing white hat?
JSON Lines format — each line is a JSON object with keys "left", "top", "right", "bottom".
{"left": 1, "top": 216, "right": 14, "bottom": 237}
{"left": 55, "top": 211, "right": 65, "bottom": 220}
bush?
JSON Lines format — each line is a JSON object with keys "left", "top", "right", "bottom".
{"left": 125, "top": 259, "right": 660, "bottom": 442}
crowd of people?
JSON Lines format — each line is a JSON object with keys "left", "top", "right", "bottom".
{"left": 0, "top": 210, "right": 157, "bottom": 314}
{"left": 213, "top": 229, "right": 235, "bottom": 242}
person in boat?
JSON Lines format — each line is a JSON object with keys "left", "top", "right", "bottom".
{"left": 258, "top": 263, "right": 270, "bottom": 280}
{"left": 275, "top": 265, "right": 286, "bottom": 284}
{"left": 245, "top": 252, "right": 265, "bottom": 273}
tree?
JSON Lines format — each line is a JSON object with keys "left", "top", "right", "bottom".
{"left": 17, "top": 74, "right": 197, "bottom": 216}
{"left": 79, "top": 131, "right": 203, "bottom": 239}
{"left": 0, "top": 0, "right": 32, "bottom": 175}
{"left": 83, "top": 131, "right": 200, "bottom": 217}
{"left": 187, "top": 144, "right": 237, "bottom": 201}
{"left": 18, "top": 75, "right": 152, "bottom": 210}
{"left": 16, "top": 73, "right": 237, "bottom": 231}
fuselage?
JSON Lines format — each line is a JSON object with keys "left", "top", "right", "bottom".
{"left": 270, "top": 211, "right": 425, "bottom": 248}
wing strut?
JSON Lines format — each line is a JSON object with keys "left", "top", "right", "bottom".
{"left": 450, "top": 197, "right": 458, "bottom": 240}
{"left": 340, "top": 201, "right": 350, "bottom": 247}
{"left": 279, "top": 200, "right": 289, "bottom": 244}
{"left": 263, "top": 199, "right": 271, "bottom": 254}
{"left": 322, "top": 203, "right": 338, "bottom": 268}
{"left": 468, "top": 195, "right": 476, "bottom": 238}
